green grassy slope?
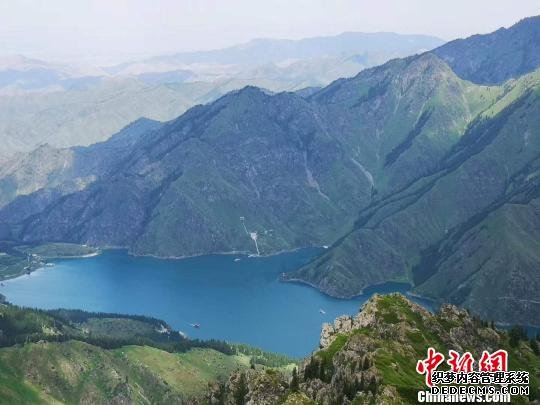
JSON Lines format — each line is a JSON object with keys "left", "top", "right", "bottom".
{"left": 0, "top": 340, "right": 185, "bottom": 404}
{"left": 119, "top": 346, "right": 248, "bottom": 398}
{"left": 0, "top": 303, "right": 295, "bottom": 403}
{"left": 288, "top": 70, "right": 540, "bottom": 325}
{"left": 0, "top": 340, "right": 253, "bottom": 404}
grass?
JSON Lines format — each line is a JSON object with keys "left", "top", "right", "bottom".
{"left": 0, "top": 242, "right": 99, "bottom": 281}
{"left": 318, "top": 334, "right": 349, "bottom": 365}
{"left": 232, "top": 343, "right": 298, "bottom": 369}
{"left": 283, "top": 392, "right": 317, "bottom": 404}
{"left": 0, "top": 341, "right": 250, "bottom": 403}
{"left": 0, "top": 253, "right": 35, "bottom": 280}
{"left": 373, "top": 347, "right": 424, "bottom": 403}
{"left": 0, "top": 359, "right": 52, "bottom": 404}
{"left": 14, "top": 243, "right": 99, "bottom": 259}
{"left": 116, "top": 345, "right": 249, "bottom": 397}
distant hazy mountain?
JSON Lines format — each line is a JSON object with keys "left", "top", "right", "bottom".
{"left": 0, "top": 118, "right": 160, "bottom": 208}
{"left": 107, "top": 32, "right": 444, "bottom": 88}
{"left": 433, "top": 15, "right": 540, "bottom": 84}
{"left": 0, "top": 55, "right": 104, "bottom": 92}
{"left": 0, "top": 31, "right": 444, "bottom": 157}
{"left": 0, "top": 77, "right": 279, "bottom": 156}
{"left": 0, "top": 79, "right": 186, "bottom": 155}
{"left": 111, "top": 32, "right": 443, "bottom": 72}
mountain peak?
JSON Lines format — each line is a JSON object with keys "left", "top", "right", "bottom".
{"left": 213, "top": 85, "right": 273, "bottom": 106}
{"left": 319, "top": 294, "right": 432, "bottom": 348}
{"left": 433, "top": 15, "right": 540, "bottom": 84}
{"left": 514, "top": 14, "right": 540, "bottom": 27}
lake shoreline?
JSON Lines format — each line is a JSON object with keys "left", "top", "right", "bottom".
{"left": 281, "top": 275, "right": 435, "bottom": 305}
{"left": 0, "top": 243, "right": 102, "bottom": 283}
{"left": 3, "top": 249, "right": 539, "bottom": 356}
{"left": 0, "top": 247, "right": 347, "bottom": 356}
{"left": 127, "top": 245, "right": 324, "bottom": 261}
{"left": 1, "top": 241, "right": 435, "bottom": 313}
{"left": 1, "top": 243, "right": 320, "bottom": 284}
{"left": 46, "top": 251, "right": 102, "bottom": 259}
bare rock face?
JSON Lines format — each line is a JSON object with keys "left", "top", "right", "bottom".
{"left": 319, "top": 297, "right": 381, "bottom": 349}
{"left": 319, "top": 323, "right": 334, "bottom": 348}
{"left": 320, "top": 315, "right": 356, "bottom": 348}
{"left": 436, "top": 304, "right": 501, "bottom": 353}
{"left": 244, "top": 370, "right": 288, "bottom": 405}
{"left": 203, "top": 369, "right": 289, "bottom": 405}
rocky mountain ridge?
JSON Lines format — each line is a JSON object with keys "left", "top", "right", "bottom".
{"left": 433, "top": 15, "right": 540, "bottom": 84}
{"left": 201, "top": 294, "right": 540, "bottom": 404}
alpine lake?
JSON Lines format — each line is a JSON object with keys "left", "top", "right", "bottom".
{"left": 1, "top": 247, "right": 435, "bottom": 357}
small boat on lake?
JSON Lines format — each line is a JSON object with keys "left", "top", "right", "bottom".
{"left": 319, "top": 309, "right": 326, "bottom": 314}
{"left": 234, "top": 258, "right": 241, "bottom": 262}
{"left": 190, "top": 323, "right": 201, "bottom": 329}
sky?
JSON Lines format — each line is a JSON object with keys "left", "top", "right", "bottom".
{"left": 0, "top": 0, "right": 539, "bottom": 65}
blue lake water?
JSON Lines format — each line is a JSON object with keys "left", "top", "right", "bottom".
{"left": 1, "top": 248, "right": 435, "bottom": 357}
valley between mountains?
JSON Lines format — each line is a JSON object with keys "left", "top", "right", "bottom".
{"left": 1, "top": 16, "right": 540, "bottom": 328}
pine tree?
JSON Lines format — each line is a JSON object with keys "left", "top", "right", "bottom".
{"left": 215, "top": 383, "right": 227, "bottom": 405}
{"left": 362, "top": 355, "right": 371, "bottom": 370}
{"left": 509, "top": 326, "right": 527, "bottom": 347}
{"left": 368, "top": 376, "right": 378, "bottom": 396}
{"left": 356, "top": 374, "right": 365, "bottom": 393}
{"left": 304, "top": 357, "right": 315, "bottom": 379}
{"left": 290, "top": 368, "right": 299, "bottom": 392}
{"left": 343, "top": 379, "right": 356, "bottom": 400}
{"left": 530, "top": 338, "right": 540, "bottom": 355}
{"left": 234, "top": 373, "right": 248, "bottom": 405}
{"left": 318, "top": 360, "right": 325, "bottom": 381}
{"left": 354, "top": 376, "right": 361, "bottom": 393}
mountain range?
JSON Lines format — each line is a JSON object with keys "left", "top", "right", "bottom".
{"left": 0, "top": 31, "right": 443, "bottom": 157}
{"left": 107, "top": 31, "right": 443, "bottom": 74}
{"left": 1, "top": 16, "right": 539, "bottom": 326}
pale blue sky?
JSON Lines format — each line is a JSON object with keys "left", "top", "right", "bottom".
{"left": 1, "top": 0, "right": 539, "bottom": 64}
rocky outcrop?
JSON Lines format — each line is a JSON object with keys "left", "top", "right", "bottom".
{"left": 202, "top": 294, "right": 539, "bottom": 404}
{"left": 204, "top": 369, "right": 289, "bottom": 405}
{"left": 320, "top": 293, "right": 430, "bottom": 348}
